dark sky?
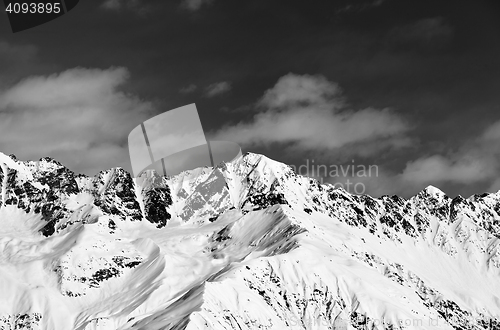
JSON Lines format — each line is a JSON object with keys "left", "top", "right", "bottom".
{"left": 0, "top": 0, "right": 500, "bottom": 198}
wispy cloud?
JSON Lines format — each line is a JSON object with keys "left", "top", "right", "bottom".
{"left": 319, "top": 118, "right": 500, "bottom": 197}
{"left": 0, "top": 41, "right": 38, "bottom": 62}
{"left": 336, "top": 0, "right": 386, "bottom": 14}
{"left": 401, "top": 155, "right": 493, "bottom": 185}
{"left": 204, "top": 81, "right": 231, "bottom": 97}
{"left": 180, "top": 0, "right": 213, "bottom": 12}
{"left": 388, "top": 17, "right": 454, "bottom": 50}
{"left": 400, "top": 120, "right": 500, "bottom": 192}
{"left": 179, "top": 84, "right": 197, "bottom": 94}
{"left": 101, "top": 0, "right": 151, "bottom": 15}
{"left": 0, "top": 67, "right": 154, "bottom": 175}
{"left": 213, "top": 73, "right": 410, "bottom": 156}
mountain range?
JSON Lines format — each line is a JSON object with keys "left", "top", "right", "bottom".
{"left": 0, "top": 151, "right": 499, "bottom": 330}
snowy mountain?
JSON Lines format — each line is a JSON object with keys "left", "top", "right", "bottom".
{"left": 0, "top": 151, "right": 499, "bottom": 330}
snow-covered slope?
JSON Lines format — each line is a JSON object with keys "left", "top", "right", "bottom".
{"left": 0, "top": 151, "right": 499, "bottom": 330}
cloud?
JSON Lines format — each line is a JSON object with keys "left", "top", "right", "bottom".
{"left": 388, "top": 17, "right": 454, "bottom": 49}
{"left": 400, "top": 119, "right": 500, "bottom": 189}
{"left": 488, "top": 178, "right": 500, "bottom": 193}
{"left": 212, "top": 73, "right": 410, "bottom": 156}
{"left": 315, "top": 118, "right": 500, "bottom": 197}
{"left": 336, "top": 0, "right": 386, "bottom": 14}
{"left": 180, "top": 0, "right": 213, "bottom": 11}
{"left": 0, "top": 41, "right": 37, "bottom": 62}
{"left": 259, "top": 74, "right": 344, "bottom": 109}
{"left": 179, "top": 84, "right": 197, "bottom": 94}
{"left": 101, "top": 0, "right": 150, "bottom": 15}
{"left": 401, "top": 155, "right": 494, "bottom": 185}
{"left": 0, "top": 67, "right": 154, "bottom": 175}
{"left": 204, "top": 81, "right": 231, "bottom": 97}
{"left": 102, "top": 0, "right": 122, "bottom": 9}
{"left": 219, "top": 104, "right": 253, "bottom": 113}
{"left": 482, "top": 120, "right": 500, "bottom": 141}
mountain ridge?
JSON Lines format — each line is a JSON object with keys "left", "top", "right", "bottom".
{"left": 0, "top": 151, "right": 499, "bottom": 330}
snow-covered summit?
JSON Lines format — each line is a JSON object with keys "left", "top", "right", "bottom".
{"left": 0, "top": 151, "right": 499, "bottom": 330}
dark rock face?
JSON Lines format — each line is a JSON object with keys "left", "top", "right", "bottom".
{"left": 0, "top": 157, "right": 174, "bottom": 235}
{"left": 0, "top": 159, "right": 76, "bottom": 236}
{"left": 243, "top": 191, "right": 288, "bottom": 210}
{"left": 93, "top": 168, "right": 142, "bottom": 222}
{"left": 36, "top": 159, "right": 80, "bottom": 195}
{"left": 144, "top": 186, "right": 172, "bottom": 228}
{"left": 135, "top": 171, "right": 173, "bottom": 228}
{"left": 1, "top": 152, "right": 499, "bottom": 247}
{"left": 176, "top": 169, "right": 231, "bottom": 223}
{"left": 0, "top": 313, "right": 42, "bottom": 329}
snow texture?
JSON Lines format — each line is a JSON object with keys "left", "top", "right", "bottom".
{"left": 0, "top": 151, "right": 499, "bottom": 330}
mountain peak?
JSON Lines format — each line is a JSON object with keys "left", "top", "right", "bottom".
{"left": 421, "top": 184, "right": 447, "bottom": 198}
{"left": 0, "top": 151, "right": 500, "bottom": 329}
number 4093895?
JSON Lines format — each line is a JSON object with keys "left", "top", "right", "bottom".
{"left": 5, "top": 2, "right": 61, "bottom": 14}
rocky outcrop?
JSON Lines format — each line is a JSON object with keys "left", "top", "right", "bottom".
{"left": 0, "top": 151, "right": 499, "bottom": 330}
